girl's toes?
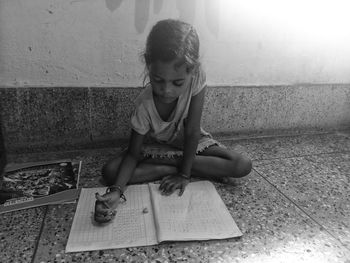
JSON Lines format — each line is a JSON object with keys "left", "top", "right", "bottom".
{"left": 221, "top": 177, "right": 238, "bottom": 186}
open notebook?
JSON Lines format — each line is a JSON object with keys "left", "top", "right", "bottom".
{"left": 66, "top": 181, "right": 242, "bottom": 252}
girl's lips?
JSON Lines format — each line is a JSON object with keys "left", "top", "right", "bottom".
{"left": 158, "top": 94, "right": 173, "bottom": 99}
{"left": 161, "top": 96, "right": 176, "bottom": 103}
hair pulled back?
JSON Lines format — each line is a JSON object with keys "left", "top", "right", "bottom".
{"left": 143, "top": 19, "right": 200, "bottom": 73}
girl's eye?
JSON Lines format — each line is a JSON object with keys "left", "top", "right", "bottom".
{"left": 151, "top": 76, "right": 163, "bottom": 83}
{"left": 151, "top": 75, "right": 184, "bottom": 86}
{"left": 173, "top": 80, "right": 184, "bottom": 87}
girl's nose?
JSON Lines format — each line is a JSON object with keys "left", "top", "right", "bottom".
{"left": 162, "top": 82, "right": 172, "bottom": 93}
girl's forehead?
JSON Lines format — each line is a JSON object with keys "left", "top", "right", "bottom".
{"left": 149, "top": 60, "right": 189, "bottom": 79}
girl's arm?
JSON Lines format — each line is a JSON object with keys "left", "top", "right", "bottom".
{"left": 113, "top": 129, "right": 145, "bottom": 191}
{"left": 159, "top": 87, "right": 206, "bottom": 195}
{"left": 95, "top": 129, "right": 144, "bottom": 220}
{"left": 180, "top": 86, "right": 205, "bottom": 176}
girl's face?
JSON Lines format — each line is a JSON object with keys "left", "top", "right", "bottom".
{"left": 149, "top": 60, "right": 192, "bottom": 104}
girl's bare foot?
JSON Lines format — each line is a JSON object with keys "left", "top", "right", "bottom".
{"left": 219, "top": 177, "right": 239, "bottom": 186}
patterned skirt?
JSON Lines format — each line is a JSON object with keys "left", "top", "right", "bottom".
{"left": 140, "top": 134, "right": 225, "bottom": 159}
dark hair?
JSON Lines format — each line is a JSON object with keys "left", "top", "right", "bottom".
{"left": 143, "top": 19, "right": 200, "bottom": 73}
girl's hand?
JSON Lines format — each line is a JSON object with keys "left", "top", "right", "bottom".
{"left": 94, "top": 190, "right": 121, "bottom": 223}
{"left": 159, "top": 174, "right": 189, "bottom": 196}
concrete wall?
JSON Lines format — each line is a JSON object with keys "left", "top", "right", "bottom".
{"left": 1, "top": 0, "right": 350, "bottom": 86}
{"left": 1, "top": 85, "right": 349, "bottom": 153}
{"left": 0, "top": 110, "right": 6, "bottom": 174}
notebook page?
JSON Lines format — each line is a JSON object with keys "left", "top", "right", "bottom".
{"left": 66, "top": 184, "right": 157, "bottom": 252}
{"left": 149, "top": 181, "right": 242, "bottom": 242}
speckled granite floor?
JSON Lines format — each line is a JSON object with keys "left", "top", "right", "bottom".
{"left": 1, "top": 131, "right": 350, "bottom": 263}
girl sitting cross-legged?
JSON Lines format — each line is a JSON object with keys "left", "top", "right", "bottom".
{"left": 94, "top": 19, "right": 252, "bottom": 223}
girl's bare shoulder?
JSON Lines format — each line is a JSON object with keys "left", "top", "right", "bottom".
{"left": 135, "top": 85, "right": 153, "bottom": 107}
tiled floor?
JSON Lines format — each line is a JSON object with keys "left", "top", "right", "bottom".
{"left": 1, "top": 131, "right": 350, "bottom": 263}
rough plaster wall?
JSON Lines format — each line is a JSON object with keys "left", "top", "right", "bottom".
{"left": 1, "top": 0, "right": 350, "bottom": 87}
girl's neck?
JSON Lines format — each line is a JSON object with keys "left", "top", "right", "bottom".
{"left": 153, "top": 93, "right": 178, "bottom": 122}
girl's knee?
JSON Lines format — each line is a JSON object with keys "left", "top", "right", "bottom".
{"left": 242, "top": 156, "right": 253, "bottom": 176}
{"left": 232, "top": 155, "right": 252, "bottom": 178}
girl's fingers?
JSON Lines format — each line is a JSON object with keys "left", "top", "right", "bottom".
{"left": 159, "top": 175, "right": 172, "bottom": 189}
{"left": 159, "top": 176, "right": 172, "bottom": 191}
{"left": 163, "top": 187, "right": 173, "bottom": 195}
{"left": 161, "top": 181, "right": 172, "bottom": 194}
{"left": 94, "top": 191, "right": 119, "bottom": 223}
{"left": 94, "top": 209, "right": 116, "bottom": 223}
{"left": 163, "top": 182, "right": 180, "bottom": 195}
{"left": 159, "top": 181, "right": 165, "bottom": 191}
{"left": 95, "top": 213, "right": 110, "bottom": 223}
{"left": 96, "top": 207, "right": 115, "bottom": 218}
{"left": 160, "top": 176, "right": 187, "bottom": 195}
{"left": 168, "top": 183, "right": 178, "bottom": 195}
{"left": 95, "top": 192, "right": 109, "bottom": 202}
{"left": 161, "top": 175, "right": 172, "bottom": 182}
{"left": 95, "top": 199, "right": 117, "bottom": 223}
{"left": 178, "top": 184, "right": 186, "bottom": 196}
{"left": 95, "top": 202, "right": 110, "bottom": 215}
